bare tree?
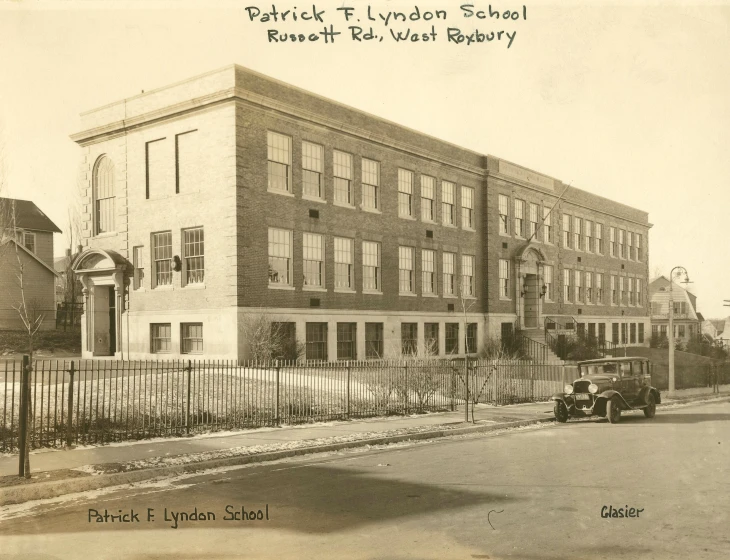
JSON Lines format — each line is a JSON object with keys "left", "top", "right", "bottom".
{"left": 240, "top": 310, "right": 303, "bottom": 362}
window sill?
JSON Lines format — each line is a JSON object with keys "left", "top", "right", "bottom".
{"left": 462, "top": 295, "right": 477, "bottom": 300}
{"left": 399, "top": 292, "right": 417, "bottom": 297}
{"left": 333, "top": 200, "right": 356, "bottom": 210}
{"left": 183, "top": 284, "right": 206, "bottom": 290}
{"left": 421, "top": 218, "right": 436, "bottom": 225}
{"left": 444, "top": 294, "right": 458, "bottom": 299}
{"left": 268, "top": 188, "right": 295, "bottom": 198}
{"left": 443, "top": 223, "right": 457, "bottom": 229}
{"left": 422, "top": 293, "right": 439, "bottom": 298}
{"left": 92, "top": 232, "right": 118, "bottom": 240}
{"left": 334, "top": 288, "right": 356, "bottom": 294}
{"left": 133, "top": 288, "right": 146, "bottom": 293}
{"left": 302, "top": 194, "right": 327, "bottom": 204}
{"left": 269, "top": 284, "right": 295, "bottom": 291}
{"left": 153, "top": 285, "right": 174, "bottom": 291}
{"left": 361, "top": 206, "right": 381, "bottom": 214}
{"left": 399, "top": 214, "right": 416, "bottom": 221}
{"left": 362, "top": 290, "right": 383, "bottom": 295}
{"left": 303, "top": 286, "right": 327, "bottom": 292}
{"left": 499, "top": 296, "right": 512, "bottom": 301}
{"left": 499, "top": 232, "right": 511, "bottom": 238}
{"left": 462, "top": 227, "right": 476, "bottom": 233}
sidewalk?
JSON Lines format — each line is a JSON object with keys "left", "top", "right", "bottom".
{"left": 1, "top": 387, "right": 729, "bottom": 506}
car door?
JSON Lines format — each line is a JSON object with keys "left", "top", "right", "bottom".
{"left": 619, "top": 362, "right": 638, "bottom": 402}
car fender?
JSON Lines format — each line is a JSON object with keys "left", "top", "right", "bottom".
{"left": 637, "top": 386, "right": 662, "bottom": 405}
{"left": 596, "top": 390, "right": 631, "bottom": 409}
{"left": 551, "top": 394, "right": 575, "bottom": 407}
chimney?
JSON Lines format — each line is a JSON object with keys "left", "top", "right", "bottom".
{"left": 77, "top": 244, "right": 83, "bottom": 255}
{"left": 65, "top": 248, "right": 71, "bottom": 257}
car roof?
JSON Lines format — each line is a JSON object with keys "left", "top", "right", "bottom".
{"left": 577, "top": 357, "right": 650, "bottom": 365}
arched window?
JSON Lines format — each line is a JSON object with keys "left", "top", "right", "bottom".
{"left": 93, "top": 155, "right": 115, "bottom": 235}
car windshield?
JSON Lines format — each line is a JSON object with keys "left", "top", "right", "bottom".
{"left": 581, "top": 363, "right": 617, "bottom": 376}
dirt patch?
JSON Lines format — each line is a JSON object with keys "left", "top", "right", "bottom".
{"left": 0, "top": 467, "right": 90, "bottom": 488}
{"left": 0, "top": 329, "right": 81, "bottom": 357}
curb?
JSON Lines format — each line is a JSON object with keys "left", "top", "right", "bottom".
{"left": 0, "top": 417, "right": 553, "bottom": 506}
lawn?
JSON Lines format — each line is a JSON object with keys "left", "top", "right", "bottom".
{"left": 0, "top": 329, "right": 81, "bottom": 357}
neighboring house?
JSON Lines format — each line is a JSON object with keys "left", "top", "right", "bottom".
{"left": 648, "top": 276, "right": 702, "bottom": 344}
{"left": 70, "top": 64, "right": 651, "bottom": 360}
{"left": 0, "top": 197, "right": 62, "bottom": 330}
{"left": 54, "top": 246, "right": 84, "bottom": 305}
{"left": 702, "top": 318, "right": 719, "bottom": 342}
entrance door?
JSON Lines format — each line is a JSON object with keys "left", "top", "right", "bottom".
{"left": 108, "top": 286, "right": 116, "bottom": 355}
{"left": 524, "top": 273, "right": 540, "bottom": 328}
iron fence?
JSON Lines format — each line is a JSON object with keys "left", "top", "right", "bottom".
{"left": 1, "top": 357, "right": 567, "bottom": 452}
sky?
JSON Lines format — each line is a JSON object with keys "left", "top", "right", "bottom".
{"left": 0, "top": 0, "right": 728, "bottom": 317}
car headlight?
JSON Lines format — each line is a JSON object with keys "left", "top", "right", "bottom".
{"left": 588, "top": 383, "right": 598, "bottom": 394}
{"left": 564, "top": 384, "right": 574, "bottom": 394}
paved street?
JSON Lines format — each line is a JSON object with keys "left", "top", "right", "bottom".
{"left": 1, "top": 400, "right": 729, "bottom": 560}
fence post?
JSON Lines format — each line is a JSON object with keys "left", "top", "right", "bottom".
{"left": 346, "top": 363, "right": 351, "bottom": 419}
{"left": 404, "top": 361, "right": 409, "bottom": 415}
{"left": 464, "top": 358, "right": 469, "bottom": 422}
{"left": 185, "top": 360, "right": 192, "bottom": 435}
{"left": 66, "top": 361, "right": 75, "bottom": 447}
{"left": 275, "top": 361, "right": 281, "bottom": 426}
{"left": 18, "top": 355, "right": 30, "bottom": 477}
{"left": 449, "top": 361, "right": 455, "bottom": 412}
{"left": 492, "top": 361, "right": 498, "bottom": 406}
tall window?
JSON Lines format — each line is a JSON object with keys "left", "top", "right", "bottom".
{"left": 421, "top": 175, "right": 435, "bottom": 221}
{"left": 94, "top": 156, "right": 116, "bottom": 235}
{"left": 564, "top": 268, "right": 572, "bottom": 302}
{"left": 462, "top": 186, "right": 474, "bottom": 229}
{"left": 609, "top": 227, "right": 616, "bottom": 257}
{"left": 595, "top": 223, "right": 603, "bottom": 254}
{"left": 445, "top": 323, "right": 459, "bottom": 354}
{"left": 537, "top": 207, "right": 550, "bottom": 245}
{"left": 620, "top": 277, "right": 627, "bottom": 305}
{"left": 586, "top": 271, "right": 592, "bottom": 303}
{"left": 302, "top": 141, "right": 324, "bottom": 199}
{"left": 528, "top": 203, "right": 538, "bottom": 239}
{"left": 363, "top": 241, "right": 381, "bottom": 291}
{"left": 617, "top": 231, "right": 626, "bottom": 258}
{"left": 462, "top": 255, "right": 475, "bottom": 297}
{"left": 466, "top": 324, "right": 477, "bottom": 354}
{"left": 365, "top": 323, "right": 384, "bottom": 359}
{"left": 499, "top": 259, "right": 510, "bottom": 298}
{"left": 333, "top": 150, "right": 353, "bottom": 205}
{"left": 575, "top": 270, "right": 583, "bottom": 302}
{"left": 401, "top": 323, "right": 418, "bottom": 355}
{"left": 630, "top": 323, "right": 637, "bottom": 344}
{"left": 183, "top": 227, "right": 205, "bottom": 285}
{"left": 621, "top": 323, "right": 628, "bottom": 345}
{"left": 543, "top": 265, "right": 554, "bottom": 301}
{"left": 398, "top": 169, "right": 414, "bottom": 217}
{"left": 639, "top": 323, "right": 645, "bottom": 343}
{"left": 422, "top": 249, "right": 435, "bottom": 295}
{"left": 399, "top": 246, "right": 415, "bottom": 293}
{"left": 146, "top": 139, "right": 167, "bottom": 199}
{"left": 267, "top": 131, "right": 291, "bottom": 193}
{"left": 151, "top": 323, "right": 171, "bottom": 353}
{"left": 611, "top": 275, "right": 617, "bottom": 304}
{"left": 176, "top": 130, "right": 199, "bottom": 194}
{"left": 181, "top": 323, "right": 203, "bottom": 354}
{"left": 573, "top": 217, "right": 582, "bottom": 250}
{"left": 563, "top": 214, "right": 572, "bottom": 248}
{"left": 424, "top": 323, "right": 439, "bottom": 355}
{"left": 337, "top": 323, "right": 357, "bottom": 360}
{"left": 133, "top": 246, "right": 144, "bottom": 290}
{"left": 443, "top": 252, "right": 455, "bottom": 296}
{"left": 636, "top": 234, "right": 642, "bottom": 261}
{"left": 636, "top": 279, "right": 642, "bottom": 306}
{"left": 306, "top": 323, "right": 328, "bottom": 361}
{"left": 599, "top": 323, "right": 606, "bottom": 344}
{"left": 268, "top": 228, "right": 292, "bottom": 286}
{"left": 585, "top": 220, "right": 593, "bottom": 252}
{"left": 303, "top": 233, "right": 324, "bottom": 287}
{"left": 442, "top": 181, "right": 455, "bottom": 225}
{"left": 514, "top": 199, "right": 525, "bottom": 237}
{"left": 627, "top": 232, "right": 634, "bottom": 260}
{"left": 596, "top": 273, "right": 603, "bottom": 304}
{"left": 498, "top": 194, "right": 509, "bottom": 235}
{"left": 628, "top": 278, "right": 635, "bottom": 305}
{"left": 362, "top": 158, "right": 380, "bottom": 210}
{"left": 152, "top": 231, "right": 172, "bottom": 287}
{"left": 334, "top": 237, "right": 353, "bottom": 289}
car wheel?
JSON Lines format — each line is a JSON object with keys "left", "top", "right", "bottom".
{"left": 644, "top": 393, "right": 656, "bottom": 418}
{"left": 554, "top": 401, "right": 569, "bottom": 423}
{"left": 606, "top": 397, "right": 622, "bottom": 424}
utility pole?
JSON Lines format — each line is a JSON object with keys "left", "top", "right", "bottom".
{"left": 668, "top": 267, "right": 690, "bottom": 396}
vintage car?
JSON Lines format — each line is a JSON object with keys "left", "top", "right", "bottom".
{"left": 551, "top": 357, "right": 661, "bottom": 423}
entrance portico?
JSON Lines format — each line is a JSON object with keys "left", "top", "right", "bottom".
{"left": 71, "top": 249, "right": 129, "bottom": 358}
{"left": 515, "top": 245, "right": 548, "bottom": 330}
